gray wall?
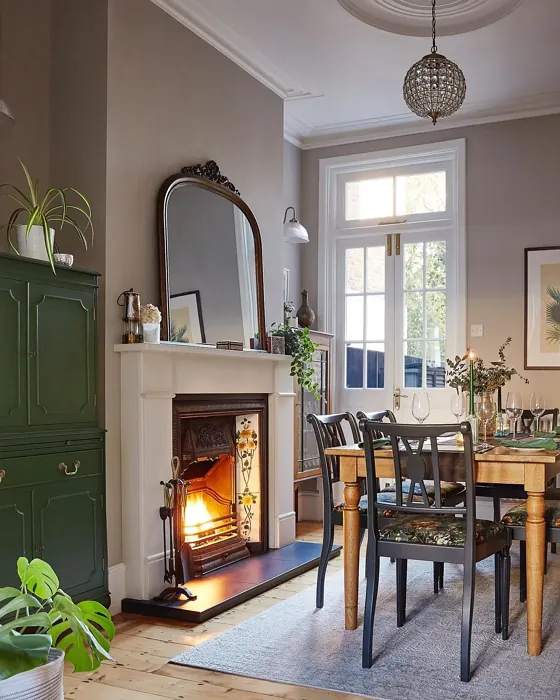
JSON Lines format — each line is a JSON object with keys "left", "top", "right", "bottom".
{"left": 0, "top": 0, "right": 51, "bottom": 250}
{"left": 104, "top": 0, "right": 284, "bottom": 565}
{"left": 302, "top": 114, "right": 560, "bottom": 402}
{"left": 282, "top": 140, "right": 303, "bottom": 311}
{"left": 167, "top": 185, "right": 243, "bottom": 343}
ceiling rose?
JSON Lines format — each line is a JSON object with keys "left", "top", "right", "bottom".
{"left": 337, "top": 0, "right": 526, "bottom": 36}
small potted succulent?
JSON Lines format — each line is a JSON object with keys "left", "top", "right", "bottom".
{"left": 1, "top": 159, "right": 94, "bottom": 272}
{"left": 0, "top": 557, "right": 114, "bottom": 699}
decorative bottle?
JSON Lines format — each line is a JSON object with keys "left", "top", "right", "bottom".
{"left": 297, "top": 289, "right": 315, "bottom": 328}
{"left": 467, "top": 351, "right": 479, "bottom": 446}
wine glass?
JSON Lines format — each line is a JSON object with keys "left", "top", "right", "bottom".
{"left": 412, "top": 392, "right": 430, "bottom": 424}
{"left": 450, "top": 392, "right": 466, "bottom": 423}
{"left": 505, "top": 392, "right": 523, "bottom": 440}
{"left": 476, "top": 394, "right": 495, "bottom": 449}
{"left": 530, "top": 392, "right": 546, "bottom": 434}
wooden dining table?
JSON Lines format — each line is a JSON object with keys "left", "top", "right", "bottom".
{"left": 324, "top": 440, "right": 560, "bottom": 656}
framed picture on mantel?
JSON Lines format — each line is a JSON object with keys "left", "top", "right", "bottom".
{"left": 169, "top": 290, "right": 206, "bottom": 344}
{"left": 525, "top": 246, "right": 560, "bottom": 369}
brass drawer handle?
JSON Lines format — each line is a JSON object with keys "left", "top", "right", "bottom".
{"left": 59, "top": 461, "right": 80, "bottom": 476}
{"left": 0, "top": 470, "right": 5, "bottom": 484}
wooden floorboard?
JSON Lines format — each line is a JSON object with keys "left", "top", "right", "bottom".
{"left": 64, "top": 523, "right": 374, "bottom": 700}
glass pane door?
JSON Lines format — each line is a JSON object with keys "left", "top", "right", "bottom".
{"left": 336, "top": 237, "right": 394, "bottom": 417}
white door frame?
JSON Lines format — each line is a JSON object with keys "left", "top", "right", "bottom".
{"left": 318, "top": 139, "right": 467, "bottom": 410}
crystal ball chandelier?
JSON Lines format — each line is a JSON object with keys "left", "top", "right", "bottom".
{"left": 403, "top": 0, "right": 466, "bottom": 125}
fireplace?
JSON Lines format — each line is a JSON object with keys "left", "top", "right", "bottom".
{"left": 171, "top": 395, "right": 268, "bottom": 580}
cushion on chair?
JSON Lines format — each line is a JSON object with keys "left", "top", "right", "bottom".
{"left": 379, "top": 514, "right": 506, "bottom": 546}
{"left": 381, "top": 480, "right": 465, "bottom": 500}
{"left": 502, "top": 500, "right": 560, "bottom": 528}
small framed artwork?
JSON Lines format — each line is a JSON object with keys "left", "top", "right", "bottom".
{"left": 525, "top": 246, "right": 560, "bottom": 369}
{"left": 169, "top": 290, "right": 206, "bottom": 344}
{"left": 283, "top": 268, "right": 290, "bottom": 304}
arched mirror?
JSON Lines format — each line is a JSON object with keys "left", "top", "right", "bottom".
{"left": 157, "top": 161, "right": 266, "bottom": 346}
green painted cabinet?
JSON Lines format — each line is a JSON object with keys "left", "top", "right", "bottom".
{"left": 0, "top": 277, "right": 27, "bottom": 430}
{"left": 0, "top": 254, "right": 107, "bottom": 604}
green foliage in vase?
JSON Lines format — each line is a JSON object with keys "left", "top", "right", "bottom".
{"left": 1, "top": 159, "right": 94, "bottom": 273}
{"left": 269, "top": 323, "right": 320, "bottom": 398}
{"left": 446, "top": 337, "right": 529, "bottom": 394}
{"left": 0, "top": 558, "right": 114, "bottom": 681}
{"left": 545, "top": 286, "right": 560, "bottom": 345}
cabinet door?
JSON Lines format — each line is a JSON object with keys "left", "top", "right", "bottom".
{"left": 28, "top": 284, "right": 96, "bottom": 426}
{"left": 0, "top": 488, "right": 32, "bottom": 587}
{"left": 0, "top": 277, "right": 27, "bottom": 429}
{"left": 296, "top": 346, "right": 330, "bottom": 479}
{"left": 33, "top": 476, "right": 105, "bottom": 597}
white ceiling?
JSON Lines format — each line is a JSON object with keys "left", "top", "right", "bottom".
{"left": 152, "top": 0, "right": 560, "bottom": 149}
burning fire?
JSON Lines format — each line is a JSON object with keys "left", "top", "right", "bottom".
{"left": 184, "top": 493, "right": 213, "bottom": 539}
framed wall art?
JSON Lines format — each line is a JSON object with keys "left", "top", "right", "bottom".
{"left": 169, "top": 290, "right": 206, "bottom": 344}
{"left": 525, "top": 246, "right": 560, "bottom": 369}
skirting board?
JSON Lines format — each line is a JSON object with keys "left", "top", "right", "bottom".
{"left": 108, "top": 563, "right": 126, "bottom": 615}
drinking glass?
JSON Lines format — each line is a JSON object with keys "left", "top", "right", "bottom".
{"left": 530, "top": 392, "right": 546, "bottom": 433}
{"left": 412, "top": 392, "right": 430, "bottom": 424}
{"left": 505, "top": 392, "right": 523, "bottom": 440}
{"left": 476, "top": 394, "right": 495, "bottom": 449}
{"left": 450, "top": 392, "right": 466, "bottom": 423}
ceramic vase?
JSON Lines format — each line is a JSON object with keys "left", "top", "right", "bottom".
{"left": 296, "top": 289, "right": 315, "bottom": 328}
{"left": 15, "top": 225, "right": 55, "bottom": 262}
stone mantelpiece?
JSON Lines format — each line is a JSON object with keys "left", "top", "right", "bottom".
{"left": 114, "top": 342, "right": 295, "bottom": 600}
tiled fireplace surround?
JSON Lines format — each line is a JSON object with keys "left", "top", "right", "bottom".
{"left": 115, "top": 342, "right": 296, "bottom": 601}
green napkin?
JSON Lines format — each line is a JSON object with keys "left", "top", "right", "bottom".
{"left": 501, "top": 438, "right": 557, "bottom": 450}
{"left": 358, "top": 438, "right": 391, "bottom": 450}
{"left": 534, "top": 431, "right": 560, "bottom": 439}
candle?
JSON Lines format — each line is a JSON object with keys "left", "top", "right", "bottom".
{"left": 497, "top": 387, "right": 502, "bottom": 412}
{"left": 468, "top": 350, "right": 475, "bottom": 415}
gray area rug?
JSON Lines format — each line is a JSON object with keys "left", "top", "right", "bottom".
{"left": 172, "top": 548, "right": 560, "bottom": 700}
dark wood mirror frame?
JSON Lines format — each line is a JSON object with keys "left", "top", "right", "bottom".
{"left": 157, "top": 161, "right": 267, "bottom": 345}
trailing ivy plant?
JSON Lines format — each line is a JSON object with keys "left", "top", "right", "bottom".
{"left": 269, "top": 322, "right": 321, "bottom": 399}
{"left": 0, "top": 557, "right": 114, "bottom": 681}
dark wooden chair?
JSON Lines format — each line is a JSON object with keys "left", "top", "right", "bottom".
{"left": 360, "top": 419, "right": 511, "bottom": 682}
{"left": 356, "top": 409, "right": 466, "bottom": 592}
{"left": 307, "top": 412, "right": 362, "bottom": 609}
{"left": 476, "top": 408, "right": 559, "bottom": 522}
{"left": 307, "top": 410, "right": 448, "bottom": 609}
{"left": 502, "top": 500, "right": 560, "bottom": 602}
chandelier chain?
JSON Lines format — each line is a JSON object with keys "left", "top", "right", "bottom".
{"left": 431, "top": 0, "right": 437, "bottom": 53}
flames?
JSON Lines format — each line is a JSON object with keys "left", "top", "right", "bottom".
{"left": 184, "top": 493, "right": 213, "bottom": 539}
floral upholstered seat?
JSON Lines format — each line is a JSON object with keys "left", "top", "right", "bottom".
{"left": 379, "top": 514, "right": 506, "bottom": 547}
{"left": 381, "top": 480, "right": 465, "bottom": 500}
{"left": 502, "top": 500, "right": 560, "bottom": 528}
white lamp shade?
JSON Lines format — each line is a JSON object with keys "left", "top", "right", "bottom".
{"left": 283, "top": 219, "right": 309, "bottom": 243}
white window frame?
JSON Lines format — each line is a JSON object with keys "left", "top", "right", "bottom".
{"left": 318, "top": 139, "right": 466, "bottom": 406}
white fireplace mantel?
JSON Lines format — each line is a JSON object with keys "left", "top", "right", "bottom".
{"left": 115, "top": 342, "right": 296, "bottom": 600}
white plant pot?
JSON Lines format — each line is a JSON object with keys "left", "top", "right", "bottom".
{"left": 15, "top": 225, "right": 55, "bottom": 262}
{"left": 0, "top": 649, "right": 64, "bottom": 700}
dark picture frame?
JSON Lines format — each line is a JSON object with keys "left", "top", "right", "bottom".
{"left": 169, "top": 290, "right": 206, "bottom": 344}
{"left": 525, "top": 246, "right": 560, "bottom": 370}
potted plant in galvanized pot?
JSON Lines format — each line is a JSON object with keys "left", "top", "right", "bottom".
{"left": 1, "top": 159, "right": 94, "bottom": 272}
{"left": 0, "top": 557, "right": 114, "bottom": 699}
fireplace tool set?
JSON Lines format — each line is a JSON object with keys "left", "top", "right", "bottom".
{"left": 156, "top": 457, "right": 197, "bottom": 602}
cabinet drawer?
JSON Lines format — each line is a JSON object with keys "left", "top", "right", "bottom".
{"left": 0, "top": 449, "right": 102, "bottom": 489}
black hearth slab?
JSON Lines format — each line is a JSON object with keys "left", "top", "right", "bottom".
{"left": 122, "top": 540, "right": 341, "bottom": 623}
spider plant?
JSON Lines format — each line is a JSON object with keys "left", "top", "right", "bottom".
{"left": 1, "top": 159, "right": 94, "bottom": 272}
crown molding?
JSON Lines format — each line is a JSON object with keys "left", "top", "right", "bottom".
{"left": 151, "top": 0, "right": 322, "bottom": 102}
{"left": 293, "top": 90, "right": 560, "bottom": 150}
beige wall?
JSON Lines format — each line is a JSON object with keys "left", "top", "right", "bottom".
{"left": 104, "top": 0, "right": 284, "bottom": 565}
{"left": 0, "top": 0, "right": 51, "bottom": 250}
{"left": 302, "top": 115, "right": 560, "bottom": 404}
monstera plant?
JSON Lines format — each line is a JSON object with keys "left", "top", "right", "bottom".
{"left": 0, "top": 558, "right": 114, "bottom": 695}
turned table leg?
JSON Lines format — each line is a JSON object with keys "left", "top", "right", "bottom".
{"left": 526, "top": 491, "right": 546, "bottom": 655}
{"left": 343, "top": 480, "right": 361, "bottom": 630}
